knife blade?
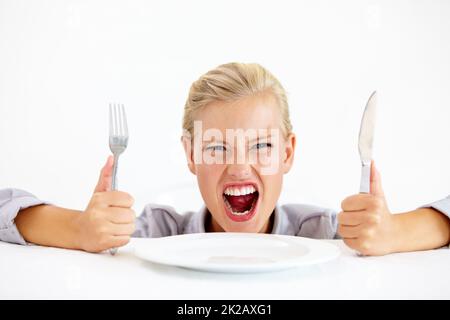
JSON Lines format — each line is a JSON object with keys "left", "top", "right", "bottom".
{"left": 358, "top": 91, "right": 377, "bottom": 193}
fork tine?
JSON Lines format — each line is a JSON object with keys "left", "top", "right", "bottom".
{"left": 118, "top": 104, "right": 124, "bottom": 136}
{"left": 109, "top": 103, "right": 128, "bottom": 138}
{"left": 115, "top": 104, "right": 120, "bottom": 136}
{"left": 121, "top": 104, "right": 128, "bottom": 136}
{"left": 114, "top": 103, "right": 119, "bottom": 136}
{"left": 114, "top": 104, "right": 118, "bottom": 136}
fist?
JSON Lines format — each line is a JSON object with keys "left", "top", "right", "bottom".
{"left": 76, "top": 156, "right": 136, "bottom": 253}
{"left": 337, "top": 161, "right": 395, "bottom": 256}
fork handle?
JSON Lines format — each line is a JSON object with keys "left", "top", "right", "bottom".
{"left": 111, "top": 154, "right": 120, "bottom": 191}
{"left": 109, "top": 154, "right": 120, "bottom": 256}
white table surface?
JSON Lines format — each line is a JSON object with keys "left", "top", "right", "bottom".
{"left": 1, "top": 238, "right": 449, "bottom": 299}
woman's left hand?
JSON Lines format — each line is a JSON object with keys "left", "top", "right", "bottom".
{"left": 337, "top": 163, "right": 398, "bottom": 256}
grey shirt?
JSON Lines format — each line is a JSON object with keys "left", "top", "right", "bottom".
{"left": 1, "top": 188, "right": 450, "bottom": 246}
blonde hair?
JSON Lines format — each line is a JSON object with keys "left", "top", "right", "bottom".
{"left": 182, "top": 62, "right": 292, "bottom": 137}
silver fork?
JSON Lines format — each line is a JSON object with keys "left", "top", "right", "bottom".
{"left": 108, "top": 103, "right": 129, "bottom": 255}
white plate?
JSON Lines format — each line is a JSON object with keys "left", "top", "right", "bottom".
{"left": 134, "top": 233, "right": 340, "bottom": 273}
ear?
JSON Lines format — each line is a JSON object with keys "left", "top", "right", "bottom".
{"left": 282, "top": 133, "right": 296, "bottom": 174}
{"left": 181, "top": 134, "right": 197, "bottom": 175}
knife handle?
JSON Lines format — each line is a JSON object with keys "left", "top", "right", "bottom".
{"left": 359, "top": 161, "right": 371, "bottom": 194}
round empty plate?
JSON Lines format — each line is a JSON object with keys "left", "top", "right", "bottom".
{"left": 134, "top": 233, "right": 340, "bottom": 273}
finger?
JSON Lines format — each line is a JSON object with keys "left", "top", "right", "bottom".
{"left": 341, "top": 194, "right": 373, "bottom": 211}
{"left": 337, "top": 211, "right": 365, "bottom": 226}
{"left": 109, "top": 222, "right": 136, "bottom": 236}
{"left": 94, "top": 156, "right": 114, "bottom": 193}
{"left": 92, "top": 191, "right": 135, "bottom": 208}
{"left": 106, "top": 207, "right": 136, "bottom": 224}
{"left": 370, "top": 160, "right": 384, "bottom": 197}
{"left": 342, "top": 238, "right": 363, "bottom": 251}
{"left": 338, "top": 224, "right": 363, "bottom": 239}
{"left": 109, "top": 235, "right": 131, "bottom": 248}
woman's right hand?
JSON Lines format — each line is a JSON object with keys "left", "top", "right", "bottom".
{"left": 76, "top": 156, "right": 136, "bottom": 253}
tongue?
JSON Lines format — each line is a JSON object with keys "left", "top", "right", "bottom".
{"left": 225, "top": 193, "right": 256, "bottom": 213}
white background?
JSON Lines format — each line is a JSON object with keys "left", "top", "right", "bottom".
{"left": 1, "top": 0, "right": 449, "bottom": 215}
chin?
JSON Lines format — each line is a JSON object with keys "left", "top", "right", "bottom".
{"left": 219, "top": 212, "right": 268, "bottom": 233}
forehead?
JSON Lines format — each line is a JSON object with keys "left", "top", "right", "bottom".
{"left": 194, "top": 94, "right": 282, "bottom": 132}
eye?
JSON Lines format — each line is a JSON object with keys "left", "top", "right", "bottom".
{"left": 252, "top": 142, "right": 272, "bottom": 150}
{"left": 205, "top": 145, "right": 226, "bottom": 152}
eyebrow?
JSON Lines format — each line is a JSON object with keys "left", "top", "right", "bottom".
{"left": 202, "top": 135, "right": 273, "bottom": 145}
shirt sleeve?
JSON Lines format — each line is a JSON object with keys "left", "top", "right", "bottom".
{"left": 419, "top": 195, "right": 450, "bottom": 220}
{"left": 0, "top": 188, "right": 51, "bottom": 245}
{"left": 419, "top": 195, "right": 450, "bottom": 248}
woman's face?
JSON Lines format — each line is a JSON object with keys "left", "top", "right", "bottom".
{"left": 182, "top": 93, "right": 296, "bottom": 233}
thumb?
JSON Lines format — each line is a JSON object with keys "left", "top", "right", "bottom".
{"left": 94, "top": 155, "right": 114, "bottom": 193}
{"left": 370, "top": 160, "right": 384, "bottom": 197}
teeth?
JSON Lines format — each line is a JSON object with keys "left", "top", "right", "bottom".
{"left": 231, "top": 209, "right": 249, "bottom": 216}
{"left": 224, "top": 185, "right": 256, "bottom": 196}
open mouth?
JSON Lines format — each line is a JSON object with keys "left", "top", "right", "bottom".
{"left": 222, "top": 183, "right": 259, "bottom": 222}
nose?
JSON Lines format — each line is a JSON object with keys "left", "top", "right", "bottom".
{"left": 226, "top": 164, "right": 251, "bottom": 179}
